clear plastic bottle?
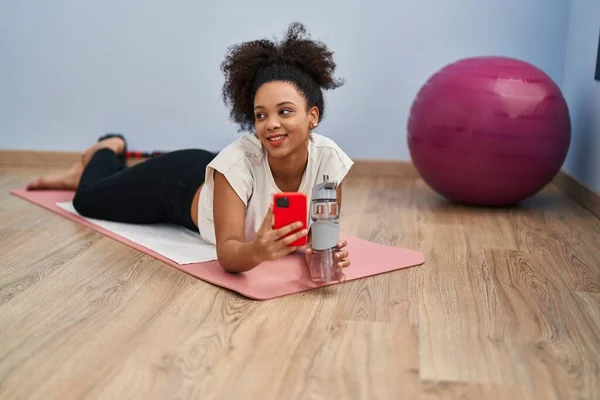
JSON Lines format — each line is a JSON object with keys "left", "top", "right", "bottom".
{"left": 309, "top": 175, "right": 343, "bottom": 282}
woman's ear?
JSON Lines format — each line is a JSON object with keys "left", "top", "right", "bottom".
{"left": 308, "top": 106, "right": 320, "bottom": 128}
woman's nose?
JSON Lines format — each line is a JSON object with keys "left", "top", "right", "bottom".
{"left": 266, "top": 116, "right": 281, "bottom": 131}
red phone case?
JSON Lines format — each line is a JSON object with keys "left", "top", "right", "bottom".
{"left": 273, "top": 192, "right": 308, "bottom": 247}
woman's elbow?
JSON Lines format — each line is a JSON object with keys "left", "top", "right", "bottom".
{"left": 216, "top": 248, "right": 255, "bottom": 274}
{"left": 218, "top": 260, "right": 253, "bottom": 274}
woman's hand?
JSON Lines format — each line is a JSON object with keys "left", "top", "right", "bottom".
{"left": 251, "top": 204, "right": 308, "bottom": 263}
{"left": 305, "top": 239, "right": 351, "bottom": 271}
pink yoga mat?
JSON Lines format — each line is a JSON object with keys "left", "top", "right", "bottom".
{"left": 11, "top": 189, "right": 425, "bottom": 300}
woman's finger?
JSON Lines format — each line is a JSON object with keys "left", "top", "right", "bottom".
{"left": 274, "top": 245, "right": 301, "bottom": 260}
{"left": 280, "top": 228, "right": 308, "bottom": 246}
{"left": 335, "top": 250, "right": 348, "bottom": 260}
{"left": 258, "top": 204, "right": 274, "bottom": 233}
{"left": 338, "top": 259, "right": 351, "bottom": 269}
{"left": 273, "top": 221, "right": 305, "bottom": 240}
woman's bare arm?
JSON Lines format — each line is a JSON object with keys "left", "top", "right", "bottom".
{"left": 212, "top": 170, "right": 262, "bottom": 273}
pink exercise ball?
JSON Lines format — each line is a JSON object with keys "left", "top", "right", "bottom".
{"left": 407, "top": 56, "right": 571, "bottom": 206}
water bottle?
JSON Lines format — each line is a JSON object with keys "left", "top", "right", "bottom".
{"left": 308, "top": 174, "right": 342, "bottom": 282}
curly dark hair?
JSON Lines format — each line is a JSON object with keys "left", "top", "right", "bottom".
{"left": 220, "top": 22, "right": 345, "bottom": 132}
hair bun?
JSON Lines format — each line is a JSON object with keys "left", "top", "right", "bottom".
{"left": 277, "top": 22, "right": 344, "bottom": 90}
{"left": 221, "top": 22, "right": 344, "bottom": 131}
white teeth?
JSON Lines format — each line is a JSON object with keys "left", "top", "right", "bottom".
{"left": 268, "top": 135, "right": 287, "bottom": 141}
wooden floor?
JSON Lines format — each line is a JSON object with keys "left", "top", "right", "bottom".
{"left": 1, "top": 166, "right": 599, "bottom": 400}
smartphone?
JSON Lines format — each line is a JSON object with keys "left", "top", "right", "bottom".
{"left": 273, "top": 192, "right": 308, "bottom": 247}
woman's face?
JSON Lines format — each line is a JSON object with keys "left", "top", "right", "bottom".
{"left": 253, "top": 81, "right": 319, "bottom": 159}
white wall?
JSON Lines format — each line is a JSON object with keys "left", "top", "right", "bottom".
{"left": 0, "top": 0, "right": 570, "bottom": 160}
{"left": 562, "top": 0, "right": 600, "bottom": 193}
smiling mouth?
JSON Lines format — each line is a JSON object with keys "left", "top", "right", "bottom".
{"left": 267, "top": 134, "right": 288, "bottom": 142}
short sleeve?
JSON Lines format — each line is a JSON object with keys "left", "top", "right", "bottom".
{"left": 205, "top": 150, "right": 254, "bottom": 207}
{"left": 318, "top": 146, "right": 354, "bottom": 184}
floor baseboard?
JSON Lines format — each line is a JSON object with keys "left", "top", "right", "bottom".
{"left": 0, "top": 150, "right": 81, "bottom": 168}
{"left": 0, "top": 149, "right": 418, "bottom": 177}
{"left": 1, "top": 149, "right": 598, "bottom": 218}
{"left": 348, "top": 160, "right": 418, "bottom": 178}
{"left": 552, "top": 170, "right": 600, "bottom": 220}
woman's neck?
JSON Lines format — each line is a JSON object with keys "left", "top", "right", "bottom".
{"left": 268, "top": 147, "right": 309, "bottom": 193}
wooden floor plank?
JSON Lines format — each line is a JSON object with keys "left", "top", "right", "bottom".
{"left": 1, "top": 166, "right": 599, "bottom": 399}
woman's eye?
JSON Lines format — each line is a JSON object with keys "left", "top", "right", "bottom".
{"left": 280, "top": 109, "right": 292, "bottom": 116}
{"left": 255, "top": 113, "right": 265, "bottom": 120}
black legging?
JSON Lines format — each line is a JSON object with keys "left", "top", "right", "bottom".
{"left": 73, "top": 148, "right": 217, "bottom": 232}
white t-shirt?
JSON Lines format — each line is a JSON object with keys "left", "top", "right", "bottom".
{"left": 197, "top": 132, "right": 354, "bottom": 245}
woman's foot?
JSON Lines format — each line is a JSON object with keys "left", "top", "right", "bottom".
{"left": 26, "top": 161, "right": 84, "bottom": 190}
{"left": 26, "top": 135, "right": 126, "bottom": 191}
{"left": 82, "top": 136, "right": 126, "bottom": 166}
